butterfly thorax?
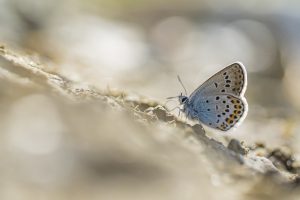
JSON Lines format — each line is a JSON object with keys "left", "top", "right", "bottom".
{"left": 178, "top": 95, "right": 198, "bottom": 119}
{"left": 182, "top": 100, "right": 198, "bottom": 120}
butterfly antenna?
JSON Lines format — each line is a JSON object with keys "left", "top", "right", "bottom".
{"left": 166, "top": 96, "right": 178, "bottom": 100}
{"left": 177, "top": 75, "right": 188, "bottom": 96}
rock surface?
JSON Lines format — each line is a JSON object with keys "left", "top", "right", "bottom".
{"left": 0, "top": 45, "right": 299, "bottom": 199}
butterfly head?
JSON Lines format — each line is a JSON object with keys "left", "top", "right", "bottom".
{"left": 178, "top": 93, "right": 188, "bottom": 104}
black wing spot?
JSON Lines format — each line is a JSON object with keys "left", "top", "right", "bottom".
{"left": 225, "top": 75, "right": 229, "bottom": 79}
{"left": 216, "top": 96, "right": 220, "bottom": 100}
{"left": 221, "top": 89, "right": 225, "bottom": 93}
{"left": 226, "top": 80, "right": 231, "bottom": 83}
{"left": 214, "top": 82, "right": 218, "bottom": 88}
{"left": 225, "top": 84, "right": 230, "bottom": 87}
{"left": 217, "top": 114, "right": 221, "bottom": 117}
{"left": 223, "top": 100, "right": 226, "bottom": 104}
{"left": 216, "top": 105, "right": 219, "bottom": 110}
{"left": 206, "top": 100, "right": 209, "bottom": 103}
{"left": 207, "top": 109, "right": 210, "bottom": 111}
{"left": 226, "top": 105, "right": 230, "bottom": 108}
{"left": 223, "top": 72, "right": 227, "bottom": 75}
{"left": 225, "top": 109, "right": 230, "bottom": 112}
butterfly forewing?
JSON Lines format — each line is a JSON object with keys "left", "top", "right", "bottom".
{"left": 190, "top": 62, "right": 247, "bottom": 98}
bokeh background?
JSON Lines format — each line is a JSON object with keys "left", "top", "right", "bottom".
{"left": 1, "top": 0, "right": 300, "bottom": 199}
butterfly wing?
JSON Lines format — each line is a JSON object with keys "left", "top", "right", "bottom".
{"left": 186, "top": 62, "right": 248, "bottom": 131}
{"left": 185, "top": 94, "right": 247, "bottom": 131}
{"left": 190, "top": 62, "right": 247, "bottom": 97}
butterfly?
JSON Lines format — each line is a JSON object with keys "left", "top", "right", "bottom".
{"left": 170, "top": 62, "right": 248, "bottom": 131}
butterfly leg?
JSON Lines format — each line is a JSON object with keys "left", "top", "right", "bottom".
{"left": 184, "top": 110, "right": 188, "bottom": 121}
{"left": 168, "top": 106, "right": 180, "bottom": 112}
{"left": 178, "top": 108, "right": 181, "bottom": 117}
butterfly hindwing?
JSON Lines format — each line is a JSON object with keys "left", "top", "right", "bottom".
{"left": 186, "top": 94, "right": 247, "bottom": 131}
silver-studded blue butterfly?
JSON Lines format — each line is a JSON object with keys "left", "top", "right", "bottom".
{"left": 173, "top": 62, "right": 248, "bottom": 131}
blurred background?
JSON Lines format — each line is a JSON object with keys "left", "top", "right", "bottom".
{"left": 1, "top": 0, "right": 300, "bottom": 199}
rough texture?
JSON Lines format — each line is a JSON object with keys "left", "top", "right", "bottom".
{"left": 0, "top": 45, "right": 299, "bottom": 199}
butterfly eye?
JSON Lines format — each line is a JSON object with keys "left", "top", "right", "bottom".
{"left": 181, "top": 97, "right": 188, "bottom": 103}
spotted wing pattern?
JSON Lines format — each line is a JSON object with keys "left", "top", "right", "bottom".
{"left": 190, "top": 62, "right": 247, "bottom": 97}
{"left": 185, "top": 94, "right": 247, "bottom": 131}
{"left": 185, "top": 62, "right": 248, "bottom": 131}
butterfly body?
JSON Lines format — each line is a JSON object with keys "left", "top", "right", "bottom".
{"left": 177, "top": 62, "right": 248, "bottom": 131}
